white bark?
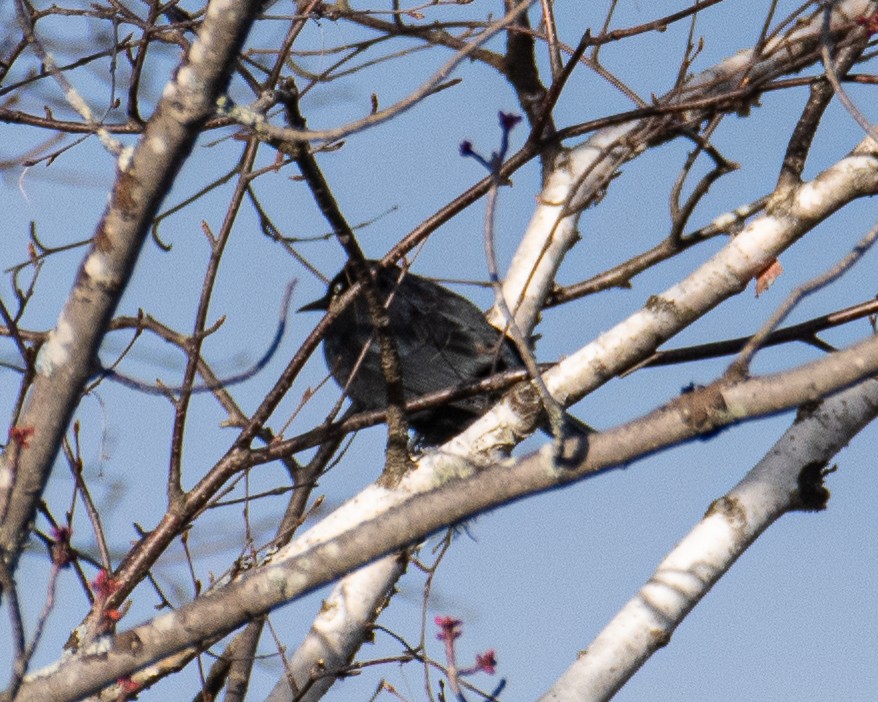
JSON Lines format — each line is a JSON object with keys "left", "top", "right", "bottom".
{"left": 270, "top": 5, "right": 878, "bottom": 693}
{"left": 12, "top": 338, "right": 878, "bottom": 701}
{"left": 264, "top": 555, "right": 406, "bottom": 702}
{"left": 496, "top": 0, "right": 876, "bottom": 336}
{"left": 538, "top": 378, "right": 878, "bottom": 701}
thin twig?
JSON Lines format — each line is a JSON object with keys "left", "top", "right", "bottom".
{"left": 727, "top": 219, "right": 878, "bottom": 379}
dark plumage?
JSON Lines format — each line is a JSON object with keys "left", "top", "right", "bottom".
{"left": 301, "top": 261, "right": 590, "bottom": 444}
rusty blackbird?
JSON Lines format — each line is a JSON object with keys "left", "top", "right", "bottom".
{"left": 301, "top": 260, "right": 590, "bottom": 445}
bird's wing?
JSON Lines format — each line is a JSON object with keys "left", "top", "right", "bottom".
{"left": 392, "top": 294, "right": 519, "bottom": 399}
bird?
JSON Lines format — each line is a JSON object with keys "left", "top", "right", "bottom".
{"left": 300, "top": 260, "right": 591, "bottom": 445}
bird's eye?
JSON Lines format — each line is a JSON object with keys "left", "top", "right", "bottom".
{"left": 332, "top": 281, "right": 344, "bottom": 297}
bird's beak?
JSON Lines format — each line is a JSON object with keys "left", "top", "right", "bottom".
{"left": 297, "top": 293, "right": 331, "bottom": 313}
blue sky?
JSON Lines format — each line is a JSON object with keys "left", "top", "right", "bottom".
{"left": 2, "top": 1, "right": 877, "bottom": 699}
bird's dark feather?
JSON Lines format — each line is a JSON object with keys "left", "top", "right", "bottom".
{"left": 306, "top": 261, "right": 589, "bottom": 444}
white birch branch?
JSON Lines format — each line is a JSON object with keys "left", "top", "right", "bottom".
{"left": 264, "top": 555, "right": 406, "bottom": 702}
{"left": 538, "top": 377, "right": 878, "bottom": 701}
{"left": 495, "top": 0, "right": 875, "bottom": 336}
{"left": 264, "top": 6, "right": 878, "bottom": 694}
{"left": 11, "top": 329, "right": 878, "bottom": 702}
{"left": 0, "top": 0, "right": 263, "bottom": 586}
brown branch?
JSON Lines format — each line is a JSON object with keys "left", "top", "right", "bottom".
{"left": 10, "top": 331, "right": 878, "bottom": 701}
{"left": 777, "top": 31, "right": 869, "bottom": 189}
{"left": 636, "top": 297, "right": 878, "bottom": 369}
{"left": 276, "top": 82, "right": 412, "bottom": 482}
{"left": 0, "top": 0, "right": 265, "bottom": 605}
